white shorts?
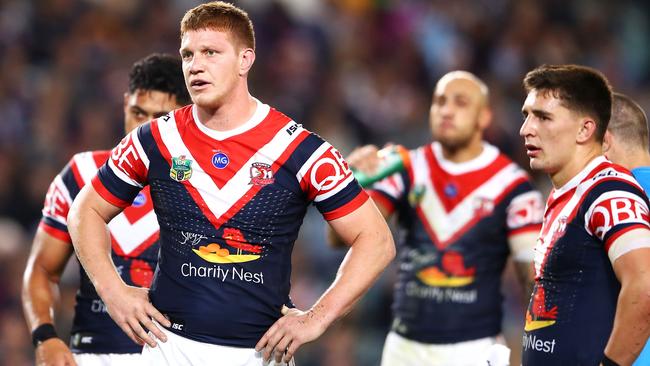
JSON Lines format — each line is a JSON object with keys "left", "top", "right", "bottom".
{"left": 74, "top": 352, "right": 141, "bottom": 366}
{"left": 380, "top": 331, "right": 509, "bottom": 366}
{"left": 142, "top": 326, "right": 295, "bottom": 366}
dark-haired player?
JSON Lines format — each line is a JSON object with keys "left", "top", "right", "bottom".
{"left": 23, "top": 53, "right": 191, "bottom": 366}
{"left": 520, "top": 65, "right": 650, "bottom": 365}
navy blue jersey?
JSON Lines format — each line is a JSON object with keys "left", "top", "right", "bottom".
{"left": 523, "top": 157, "right": 650, "bottom": 365}
{"left": 369, "top": 142, "right": 543, "bottom": 343}
{"left": 40, "top": 151, "right": 159, "bottom": 354}
{"left": 93, "top": 100, "right": 367, "bottom": 347}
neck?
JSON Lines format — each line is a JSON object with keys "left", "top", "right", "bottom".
{"left": 196, "top": 86, "right": 257, "bottom": 131}
{"left": 440, "top": 137, "right": 484, "bottom": 163}
{"left": 618, "top": 149, "right": 650, "bottom": 171}
{"left": 550, "top": 144, "right": 602, "bottom": 188}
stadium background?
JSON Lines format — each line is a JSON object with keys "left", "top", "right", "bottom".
{"left": 1, "top": 0, "right": 649, "bottom": 364}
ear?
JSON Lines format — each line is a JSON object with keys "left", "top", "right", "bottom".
{"left": 478, "top": 107, "right": 493, "bottom": 130}
{"left": 602, "top": 130, "right": 612, "bottom": 153}
{"left": 123, "top": 92, "right": 130, "bottom": 114}
{"left": 239, "top": 48, "right": 255, "bottom": 76}
{"left": 576, "top": 118, "right": 597, "bottom": 144}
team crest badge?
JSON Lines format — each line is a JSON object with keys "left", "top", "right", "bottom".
{"left": 473, "top": 196, "right": 494, "bottom": 217}
{"left": 408, "top": 185, "right": 425, "bottom": 207}
{"left": 249, "top": 162, "right": 274, "bottom": 186}
{"left": 170, "top": 155, "right": 193, "bottom": 182}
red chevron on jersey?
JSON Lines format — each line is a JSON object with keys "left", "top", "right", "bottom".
{"left": 171, "top": 106, "right": 293, "bottom": 189}
{"left": 108, "top": 186, "right": 158, "bottom": 257}
{"left": 150, "top": 104, "right": 311, "bottom": 229}
{"left": 424, "top": 143, "right": 513, "bottom": 212}
{"left": 42, "top": 150, "right": 160, "bottom": 257}
{"left": 410, "top": 143, "right": 530, "bottom": 248}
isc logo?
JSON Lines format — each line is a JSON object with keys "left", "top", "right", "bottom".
{"left": 171, "top": 323, "right": 184, "bottom": 331}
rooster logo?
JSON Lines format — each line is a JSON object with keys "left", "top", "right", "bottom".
{"left": 524, "top": 286, "right": 558, "bottom": 331}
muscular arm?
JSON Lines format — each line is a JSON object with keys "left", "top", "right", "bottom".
{"left": 22, "top": 228, "right": 76, "bottom": 366}
{"left": 327, "top": 144, "right": 390, "bottom": 249}
{"left": 257, "top": 199, "right": 396, "bottom": 362}
{"left": 68, "top": 184, "right": 170, "bottom": 347}
{"left": 328, "top": 197, "right": 392, "bottom": 248}
{"left": 604, "top": 229, "right": 650, "bottom": 365}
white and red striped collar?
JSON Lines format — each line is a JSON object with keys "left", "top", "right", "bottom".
{"left": 550, "top": 156, "right": 608, "bottom": 200}
{"left": 431, "top": 141, "right": 499, "bottom": 175}
{"left": 191, "top": 97, "right": 270, "bottom": 141}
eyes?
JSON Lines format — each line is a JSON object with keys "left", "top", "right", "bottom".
{"left": 521, "top": 111, "right": 551, "bottom": 123}
{"left": 131, "top": 108, "right": 148, "bottom": 120}
{"left": 180, "top": 49, "right": 219, "bottom": 61}
{"left": 434, "top": 96, "right": 470, "bottom": 108}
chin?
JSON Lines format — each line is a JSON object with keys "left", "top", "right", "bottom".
{"left": 528, "top": 159, "right": 545, "bottom": 171}
{"left": 193, "top": 94, "right": 221, "bottom": 109}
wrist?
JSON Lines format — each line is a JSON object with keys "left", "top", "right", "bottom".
{"left": 308, "top": 303, "right": 337, "bottom": 331}
{"left": 602, "top": 354, "right": 620, "bottom": 366}
{"left": 95, "top": 275, "right": 126, "bottom": 299}
{"left": 32, "top": 323, "right": 59, "bottom": 348}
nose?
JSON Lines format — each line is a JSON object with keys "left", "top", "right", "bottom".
{"left": 439, "top": 102, "right": 453, "bottom": 116}
{"left": 519, "top": 116, "right": 533, "bottom": 137}
{"left": 188, "top": 54, "right": 204, "bottom": 75}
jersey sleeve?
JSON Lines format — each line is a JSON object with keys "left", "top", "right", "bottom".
{"left": 39, "top": 157, "right": 83, "bottom": 243}
{"left": 584, "top": 180, "right": 650, "bottom": 259}
{"left": 366, "top": 172, "right": 408, "bottom": 215}
{"left": 92, "top": 126, "right": 150, "bottom": 208}
{"left": 296, "top": 140, "right": 368, "bottom": 220}
{"left": 506, "top": 184, "right": 544, "bottom": 237}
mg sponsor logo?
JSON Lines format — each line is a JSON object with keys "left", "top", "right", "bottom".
{"left": 211, "top": 151, "right": 230, "bottom": 169}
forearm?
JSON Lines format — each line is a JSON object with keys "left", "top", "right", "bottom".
{"left": 605, "top": 281, "right": 650, "bottom": 365}
{"left": 68, "top": 193, "right": 123, "bottom": 298}
{"left": 514, "top": 260, "right": 535, "bottom": 301}
{"left": 22, "top": 264, "right": 59, "bottom": 330}
{"left": 311, "top": 229, "right": 395, "bottom": 327}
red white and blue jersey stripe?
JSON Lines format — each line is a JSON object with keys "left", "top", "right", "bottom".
{"left": 369, "top": 142, "right": 543, "bottom": 343}
{"left": 522, "top": 156, "right": 650, "bottom": 365}
{"left": 40, "top": 150, "right": 159, "bottom": 354}
{"left": 93, "top": 100, "right": 368, "bottom": 347}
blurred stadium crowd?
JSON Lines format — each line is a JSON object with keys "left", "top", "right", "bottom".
{"left": 1, "top": 0, "right": 650, "bottom": 364}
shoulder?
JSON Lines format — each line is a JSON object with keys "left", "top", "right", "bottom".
{"left": 67, "top": 150, "right": 108, "bottom": 174}
{"left": 582, "top": 161, "right": 642, "bottom": 193}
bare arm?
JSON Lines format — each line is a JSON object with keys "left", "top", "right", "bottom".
{"left": 328, "top": 197, "right": 392, "bottom": 248}
{"left": 256, "top": 199, "right": 396, "bottom": 362}
{"left": 68, "top": 184, "right": 170, "bottom": 347}
{"left": 22, "top": 229, "right": 77, "bottom": 366}
{"left": 327, "top": 144, "right": 389, "bottom": 249}
{"left": 508, "top": 231, "right": 537, "bottom": 300}
{"left": 604, "top": 229, "right": 650, "bottom": 365}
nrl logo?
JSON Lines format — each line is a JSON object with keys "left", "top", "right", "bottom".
{"left": 249, "top": 162, "right": 274, "bottom": 186}
{"left": 170, "top": 155, "right": 193, "bottom": 182}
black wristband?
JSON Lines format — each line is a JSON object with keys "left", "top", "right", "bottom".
{"left": 31, "top": 323, "right": 58, "bottom": 347}
{"left": 602, "top": 354, "right": 620, "bottom": 366}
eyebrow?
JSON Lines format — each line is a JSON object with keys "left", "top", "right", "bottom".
{"left": 522, "top": 108, "right": 553, "bottom": 119}
{"left": 130, "top": 105, "right": 147, "bottom": 114}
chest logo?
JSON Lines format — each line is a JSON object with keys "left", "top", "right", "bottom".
{"left": 211, "top": 151, "right": 230, "bottom": 169}
{"left": 417, "top": 251, "right": 476, "bottom": 287}
{"left": 249, "top": 162, "right": 274, "bottom": 186}
{"left": 192, "top": 228, "right": 263, "bottom": 264}
{"left": 170, "top": 155, "right": 193, "bottom": 182}
{"left": 525, "top": 286, "right": 558, "bottom": 331}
